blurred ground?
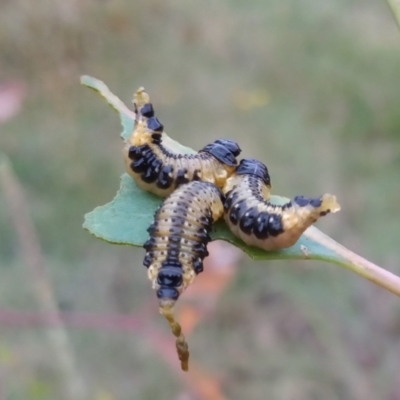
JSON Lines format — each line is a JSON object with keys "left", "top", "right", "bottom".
{"left": 1, "top": 0, "right": 400, "bottom": 399}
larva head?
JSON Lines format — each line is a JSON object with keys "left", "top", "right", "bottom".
{"left": 200, "top": 141, "right": 239, "bottom": 167}
{"left": 130, "top": 88, "right": 163, "bottom": 145}
{"left": 156, "top": 264, "right": 183, "bottom": 307}
{"left": 132, "top": 87, "right": 150, "bottom": 109}
{"left": 212, "top": 139, "right": 242, "bottom": 157}
{"left": 236, "top": 158, "right": 271, "bottom": 186}
{"left": 320, "top": 194, "right": 341, "bottom": 214}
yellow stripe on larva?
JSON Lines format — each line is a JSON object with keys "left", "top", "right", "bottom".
{"left": 223, "top": 159, "right": 340, "bottom": 251}
{"left": 143, "top": 180, "right": 224, "bottom": 371}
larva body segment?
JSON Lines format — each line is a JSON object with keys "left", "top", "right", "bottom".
{"left": 143, "top": 180, "right": 225, "bottom": 370}
{"left": 123, "top": 87, "right": 241, "bottom": 197}
{"left": 223, "top": 158, "right": 341, "bottom": 251}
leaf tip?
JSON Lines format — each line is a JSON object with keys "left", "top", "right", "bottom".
{"left": 80, "top": 75, "right": 92, "bottom": 86}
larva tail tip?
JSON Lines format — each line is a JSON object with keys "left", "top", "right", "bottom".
{"left": 181, "top": 360, "right": 189, "bottom": 372}
{"left": 176, "top": 336, "right": 190, "bottom": 371}
{"left": 321, "top": 194, "right": 341, "bottom": 213}
{"left": 159, "top": 303, "right": 190, "bottom": 371}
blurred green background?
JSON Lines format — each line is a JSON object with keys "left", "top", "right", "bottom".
{"left": 1, "top": 0, "right": 400, "bottom": 399}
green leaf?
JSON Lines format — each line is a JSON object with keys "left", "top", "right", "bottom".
{"left": 81, "top": 76, "right": 400, "bottom": 297}
{"left": 83, "top": 172, "right": 331, "bottom": 261}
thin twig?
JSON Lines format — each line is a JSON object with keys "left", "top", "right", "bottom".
{"left": 305, "top": 227, "right": 400, "bottom": 297}
{"left": 0, "top": 156, "right": 87, "bottom": 400}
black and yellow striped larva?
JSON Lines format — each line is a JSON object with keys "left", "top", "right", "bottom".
{"left": 143, "top": 180, "right": 225, "bottom": 371}
{"left": 223, "top": 158, "right": 341, "bottom": 251}
{"left": 123, "top": 87, "right": 241, "bottom": 197}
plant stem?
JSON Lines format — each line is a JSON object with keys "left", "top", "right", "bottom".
{"left": 305, "top": 227, "right": 400, "bottom": 297}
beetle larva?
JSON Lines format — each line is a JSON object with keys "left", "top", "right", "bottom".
{"left": 143, "top": 180, "right": 225, "bottom": 370}
{"left": 123, "top": 87, "right": 241, "bottom": 197}
{"left": 223, "top": 158, "right": 340, "bottom": 251}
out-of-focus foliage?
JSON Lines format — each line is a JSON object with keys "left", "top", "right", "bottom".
{"left": 1, "top": 0, "right": 400, "bottom": 399}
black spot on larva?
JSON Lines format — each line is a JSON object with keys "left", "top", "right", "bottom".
{"left": 320, "top": 210, "right": 330, "bottom": 216}
{"left": 166, "top": 241, "right": 180, "bottom": 252}
{"left": 196, "top": 215, "right": 208, "bottom": 225}
{"left": 175, "top": 215, "right": 189, "bottom": 224}
{"left": 143, "top": 153, "right": 157, "bottom": 167}
{"left": 157, "top": 165, "right": 174, "bottom": 189}
{"left": 213, "top": 139, "right": 242, "bottom": 157}
{"left": 147, "top": 116, "right": 164, "bottom": 133}
{"left": 168, "top": 225, "right": 182, "bottom": 235}
{"left": 140, "top": 103, "right": 154, "bottom": 118}
{"left": 142, "top": 147, "right": 154, "bottom": 158}
{"left": 142, "top": 166, "right": 159, "bottom": 183}
{"left": 143, "top": 157, "right": 162, "bottom": 183}
{"left": 147, "top": 223, "right": 157, "bottom": 234}
{"left": 192, "top": 169, "right": 202, "bottom": 181}
{"left": 248, "top": 176, "right": 258, "bottom": 188}
{"left": 192, "top": 241, "right": 209, "bottom": 258}
{"left": 151, "top": 133, "right": 162, "bottom": 144}
{"left": 239, "top": 207, "right": 258, "bottom": 235}
{"left": 130, "top": 158, "right": 147, "bottom": 173}
{"left": 128, "top": 145, "right": 145, "bottom": 160}
{"left": 194, "top": 229, "right": 210, "bottom": 242}
{"left": 169, "top": 235, "right": 182, "bottom": 244}
{"left": 157, "top": 287, "right": 179, "bottom": 300}
{"left": 150, "top": 157, "right": 162, "bottom": 172}
{"left": 157, "top": 266, "right": 183, "bottom": 287}
{"left": 267, "top": 213, "right": 284, "bottom": 237}
{"left": 167, "top": 249, "right": 180, "bottom": 259}
{"left": 294, "top": 196, "right": 311, "bottom": 207}
{"left": 193, "top": 258, "right": 203, "bottom": 274}
{"left": 239, "top": 217, "right": 253, "bottom": 235}
{"left": 229, "top": 200, "right": 247, "bottom": 226}
{"left": 253, "top": 212, "right": 271, "bottom": 239}
{"left": 143, "top": 253, "right": 152, "bottom": 267}
{"left": 229, "top": 209, "right": 238, "bottom": 225}
{"left": 201, "top": 143, "right": 237, "bottom": 166}
{"left": 161, "top": 259, "right": 182, "bottom": 269}
{"left": 282, "top": 201, "right": 292, "bottom": 210}
{"left": 143, "top": 238, "right": 156, "bottom": 250}
{"left": 310, "top": 198, "right": 323, "bottom": 208}
{"left": 224, "top": 190, "right": 240, "bottom": 211}
{"left": 236, "top": 158, "right": 271, "bottom": 186}
{"left": 223, "top": 191, "right": 234, "bottom": 211}
{"left": 173, "top": 208, "right": 188, "bottom": 219}
{"left": 176, "top": 169, "right": 189, "bottom": 187}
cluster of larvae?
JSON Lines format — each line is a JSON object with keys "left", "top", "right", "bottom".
{"left": 123, "top": 87, "right": 341, "bottom": 371}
